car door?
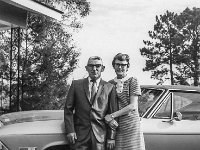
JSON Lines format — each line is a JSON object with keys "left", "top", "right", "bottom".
{"left": 141, "top": 90, "right": 200, "bottom": 150}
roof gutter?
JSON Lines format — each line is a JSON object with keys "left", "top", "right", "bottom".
{"left": 1, "top": 0, "right": 63, "bottom": 21}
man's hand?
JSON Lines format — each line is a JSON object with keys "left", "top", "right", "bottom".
{"left": 107, "top": 139, "right": 115, "bottom": 150}
{"left": 66, "top": 132, "right": 77, "bottom": 144}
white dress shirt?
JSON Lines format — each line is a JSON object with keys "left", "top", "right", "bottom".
{"left": 88, "top": 77, "right": 101, "bottom": 99}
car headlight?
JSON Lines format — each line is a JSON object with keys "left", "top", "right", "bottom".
{"left": 0, "top": 141, "right": 9, "bottom": 150}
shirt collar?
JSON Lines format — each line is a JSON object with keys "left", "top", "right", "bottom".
{"left": 88, "top": 77, "right": 101, "bottom": 86}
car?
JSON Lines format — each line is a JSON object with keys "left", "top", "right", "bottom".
{"left": 0, "top": 110, "right": 69, "bottom": 150}
{"left": 1, "top": 85, "right": 200, "bottom": 150}
{"left": 139, "top": 85, "right": 200, "bottom": 150}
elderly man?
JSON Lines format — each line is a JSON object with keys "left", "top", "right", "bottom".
{"left": 64, "top": 56, "right": 118, "bottom": 150}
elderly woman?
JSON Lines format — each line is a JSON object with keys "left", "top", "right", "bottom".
{"left": 105, "top": 53, "right": 145, "bottom": 150}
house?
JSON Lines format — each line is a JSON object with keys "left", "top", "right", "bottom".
{"left": 0, "top": 0, "right": 63, "bottom": 30}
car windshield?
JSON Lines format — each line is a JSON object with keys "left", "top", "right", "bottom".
{"left": 138, "top": 88, "right": 164, "bottom": 116}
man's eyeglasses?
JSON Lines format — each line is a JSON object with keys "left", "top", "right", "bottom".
{"left": 87, "top": 64, "right": 102, "bottom": 68}
{"left": 115, "top": 63, "right": 128, "bottom": 67}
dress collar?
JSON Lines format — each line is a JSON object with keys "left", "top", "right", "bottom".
{"left": 114, "top": 76, "right": 130, "bottom": 83}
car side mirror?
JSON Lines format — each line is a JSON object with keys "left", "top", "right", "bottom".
{"left": 173, "top": 112, "right": 182, "bottom": 121}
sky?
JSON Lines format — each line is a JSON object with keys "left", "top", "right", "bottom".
{"left": 72, "top": 0, "right": 200, "bottom": 85}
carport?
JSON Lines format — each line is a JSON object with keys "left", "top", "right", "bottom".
{"left": 0, "top": 0, "right": 63, "bottom": 112}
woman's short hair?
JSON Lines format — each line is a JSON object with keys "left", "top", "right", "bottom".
{"left": 112, "top": 53, "right": 130, "bottom": 68}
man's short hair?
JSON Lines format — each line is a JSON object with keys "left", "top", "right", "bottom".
{"left": 87, "top": 56, "right": 103, "bottom": 65}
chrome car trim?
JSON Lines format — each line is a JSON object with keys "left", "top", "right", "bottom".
{"left": 0, "top": 141, "right": 9, "bottom": 150}
{"left": 19, "top": 147, "right": 37, "bottom": 150}
{"left": 140, "top": 87, "right": 166, "bottom": 118}
{"left": 171, "top": 92, "right": 174, "bottom": 119}
{"left": 0, "top": 121, "right": 3, "bottom": 128}
{"left": 150, "top": 90, "right": 171, "bottom": 119}
{"left": 147, "top": 89, "right": 170, "bottom": 118}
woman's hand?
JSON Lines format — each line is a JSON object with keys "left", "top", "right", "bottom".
{"left": 105, "top": 114, "right": 113, "bottom": 123}
{"left": 108, "top": 119, "right": 118, "bottom": 130}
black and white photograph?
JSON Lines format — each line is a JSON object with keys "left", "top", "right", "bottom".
{"left": 0, "top": 0, "right": 200, "bottom": 150}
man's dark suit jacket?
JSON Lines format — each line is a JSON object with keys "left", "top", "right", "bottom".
{"left": 64, "top": 78, "right": 117, "bottom": 143}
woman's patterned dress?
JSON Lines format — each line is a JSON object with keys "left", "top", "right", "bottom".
{"left": 110, "top": 77, "right": 145, "bottom": 150}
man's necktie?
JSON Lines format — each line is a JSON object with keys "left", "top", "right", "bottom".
{"left": 90, "top": 80, "right": 97, "bottom": 102}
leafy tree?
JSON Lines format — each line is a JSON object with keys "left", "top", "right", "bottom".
{"left": 140, "top": 11, "right": 179, "bottom": 85}
{"left": 0, "top": 31, "right": 9, "bottom": 73}
{"left": 0, "top": 0, "right": 90, "bottom": 111}
{"left": 0, "top": 50, "right": 6, "bottom": 71}
{"left": 175, "top": 7, "right": 200, "bottom": 86}
{"left": 140, "top": 8, "right": 200, "bottom": 86}
{"left": 0, "top": 33, "right": 10, "bottom": 111}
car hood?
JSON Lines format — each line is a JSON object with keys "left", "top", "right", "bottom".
{"left": 0, "top": 110, "right": 64, "bottom": 126}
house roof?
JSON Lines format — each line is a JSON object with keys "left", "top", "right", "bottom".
{"left": 0, "top": 0, "right": 63, "bottom": 30}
